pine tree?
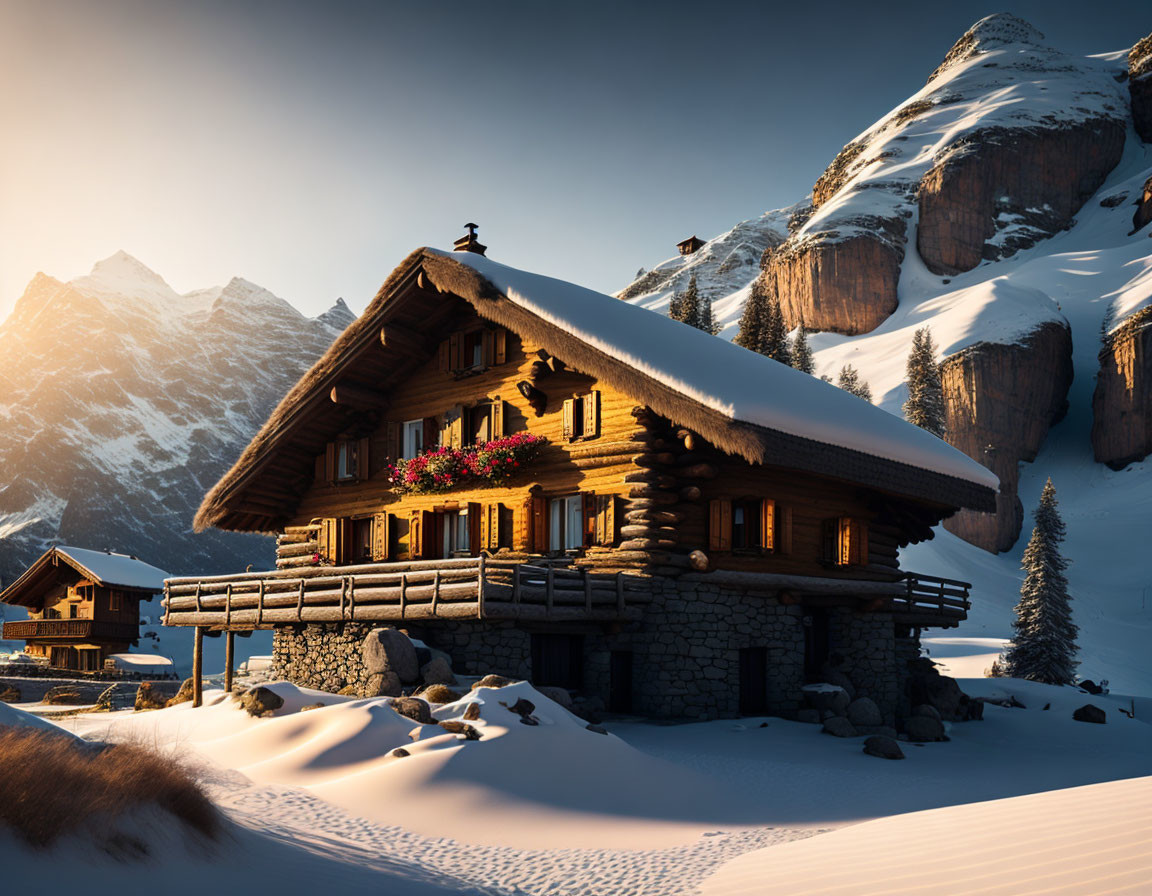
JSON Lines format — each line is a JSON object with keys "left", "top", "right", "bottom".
{"left": 697, "top": 294, "right": 720, "bottom": 336}
{"left": 1004, "top": 479, "right": 1079, "bottom": 685}
{"left": 837, "top": 364, "right": 873, "bottom": 402}
{"left": 668, "top": 283, "right": 686, "bottom": 322}
{"left": 791, "top": 325, "right": 814, "bottom": 374}
{"left": 903, "top": 326, "right": 947, "bottom": 438}
{"left": 762, "top": 292, "right": 791, "bottom": 364}
{"left": 674, "top": 274, "right": 700, "bottom": 327}
{"left": 735, "top": 279, "right": 769, "bottom": 351}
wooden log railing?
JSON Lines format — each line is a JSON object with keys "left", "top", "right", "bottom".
{"left": 1, "top": 619, "right": 139, "bottom": 642}
{"left": 892, "top": 572, "right": 972, "bottom": 621}
{"left": 162, "top": 557, "right": 651, "bottom": 629}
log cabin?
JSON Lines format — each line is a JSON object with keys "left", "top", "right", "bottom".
{"left": 1, "top": 546, "right": 168, "bottom": 671}
{"left": 676, "top": 235, "right": 706, "bottom": 256}
{"left": 165, "top": 234, "right": 998, "bottom": 720}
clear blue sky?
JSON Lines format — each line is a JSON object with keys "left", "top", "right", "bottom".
{"left": 0, "top": 0, "right": 1147, "bottom": 318}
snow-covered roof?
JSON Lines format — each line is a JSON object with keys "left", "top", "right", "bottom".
{"left": 105, "top": 653, "right": 174, "bottom": 669}
{"left": 0, "top": 546, "right": 170, "bottom": 608}
{"left": 431, "top": 249, "right": 998, "bottom": 491}
{"left": 197, "top": 246, "right": 998, "bottom": 532}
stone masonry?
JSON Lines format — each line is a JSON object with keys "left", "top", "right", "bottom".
{"left": 272, "top": 575, "right": 909, "bottom": 723}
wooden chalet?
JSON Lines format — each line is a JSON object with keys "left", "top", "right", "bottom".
{"left": 166, "top": 233, "right": 997, "bottom": 719}
{"left": 1, "top": 546, "right": 168, "bottom": 671}
{"left": 676, "top": 235, "right": 706, "bottom": 255}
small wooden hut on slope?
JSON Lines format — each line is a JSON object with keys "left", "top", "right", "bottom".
{"left": 1, "top": 546, "right": 168, "bottom": 671}
{"left": 164, "top": 235, "right": 997, "bottom": 721}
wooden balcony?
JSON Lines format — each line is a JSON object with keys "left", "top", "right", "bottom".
{"left": 162, "top": 557, "right": 654, "bottom": 630}
{"left": 890, "top": 572, "right": 971, "bottom": 628}
{"left": 2, "top": 618, "right": 139, "bottom": 642}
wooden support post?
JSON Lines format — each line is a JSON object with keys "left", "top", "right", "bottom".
{"left": 194, "top": 582, "right": 202, "bottom": 613}
{"left": 400, "top": 573, "right": 407, "bottom": 619}
{"left": 339, "top": 577, "right": 346, "bottom": 620}
{"left": 163, "top": 582, "right": 171, "bottom": 625}
{"left": 296, "top": 579, "right": 305, "bottom": 620}
{"left": 256, "top": 581, "right": 264, "bottom": 626}
{"left": 225, "top": 584, "right": 233, "bottom": 626}
{"left": 431, "top": 569, "right": 441, "bottom": 616}
{"left": 192, "top": 627, "right": 204, "bottom": 708}
{"left": 224, "top": 630, "right": 235, "bottom": 694}
{"left": 478, "top": 554, "right": 487, "bottom": 619}
{"left": 348, "top": 576, "right": 356, "bottom": 621}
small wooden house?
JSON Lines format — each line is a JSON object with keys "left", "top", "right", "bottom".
{"left": 677, "top": 235, "right": 706, "bottom": 255}
{"left": 0, "top": 546, "right": 169, "bottom": 671}
{"left": 165, "top": 240, "right": 997, "bottom": 720}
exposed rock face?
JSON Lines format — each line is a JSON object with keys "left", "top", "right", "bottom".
{"left": 1092, "top": 308, "right": 1152, "bottom": 469}
{"left": 918, "top": 120, "right": 1127, "bottom": 275}
{"left": 940, "top": 323, "right": 1074, "bottom": 552}
{"left": 763, "top": 229, "right": 904, "bottom": 335}
{"left": 1130, "top": 33, "right": 1152, "bottom": 143}
{"left": 1134, "top": 176, "right": 1152, "bottom": 232}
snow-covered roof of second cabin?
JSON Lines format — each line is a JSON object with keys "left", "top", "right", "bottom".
{"left": 0, "top": 546, "right": 171, "bottom": 608}
{"left": 195, "top": 247, "right": 997, "bottom": 533}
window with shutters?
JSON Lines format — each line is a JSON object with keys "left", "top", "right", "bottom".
{"left": 710, "top": 498, "right": 789, "bottom": 554}
{"left": 351, "top": 517, "right": 375, "bottom": 563}
{"left": 440, "top": 326, "right": 507, "bottom": 375}
{"left": 463, "top": 330, "right": 485, "bottom": 370}
{"left": 336, "top": 440, "right": 358, "bottom": 481}
{"left": 562, "top": 391, "right": 600, "bottom": 442}
{"left": 402, "top": 420, "right": 424, "bottom": 459}
{"left": 326, "top": 437, "right": 370, "bottom": 483}
{"left": 442, "top": 508, "right": 471, "bottom": 557}
{"left": 821, "top": 517, "right": 869, "bottom": 567}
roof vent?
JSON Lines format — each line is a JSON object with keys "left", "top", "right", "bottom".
{"left": 677, "top": 235, "right": 705, "bottom": 256}
{"left": 453, "top": 223, "right": 487, "bottom": 256}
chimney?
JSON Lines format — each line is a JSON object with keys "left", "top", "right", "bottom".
{"left": 453, "top": 223, "right": 487, "bottom": 256}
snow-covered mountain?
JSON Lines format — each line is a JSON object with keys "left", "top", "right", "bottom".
{"left": 619, "top": 15, "right": 1152, "bottom": 692}
{"left": 0, "top": 251, "right": 353, "bottom": 590}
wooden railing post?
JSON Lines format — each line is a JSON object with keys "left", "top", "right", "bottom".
{"left": 224, "top": 630, "right": 235, "bottom": 694}
{"left": 163, "top": 581, "right": 171, "bottom": 625}
{"left": 478, "top": 555, "right": 487, "bottom": 619}
{"left": 192, "top": 626, "right": 204, "bottom": 708}
{"left": 432, "top": 569, "right": 441, "bottom": 616}
{"left": 296, "top": 579, "right": 305, "bottom": 620}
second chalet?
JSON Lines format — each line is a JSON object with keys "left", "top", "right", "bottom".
{"left": 164, "top": 232, "right": 998, "bottom": 722}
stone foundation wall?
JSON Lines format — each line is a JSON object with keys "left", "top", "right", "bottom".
{"left": 270, "top": 577, "right": 908, "bottom": 722}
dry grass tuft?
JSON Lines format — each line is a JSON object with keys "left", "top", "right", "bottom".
{"left": 0, "top": 728, "right": 221, "bottom": 851}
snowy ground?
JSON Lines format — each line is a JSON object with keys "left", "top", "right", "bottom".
{"left": 3, "top": 669, "right": 1148, "bottom": 895}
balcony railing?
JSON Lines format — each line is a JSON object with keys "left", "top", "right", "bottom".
{"left": 891, "top": 572, "right": 971, "bottom": 625}
{"left": 2, "top": 619, "right": 139, "bottom": 642}
{"left": 162, "top": 556, "right": 653, "bottom": 628}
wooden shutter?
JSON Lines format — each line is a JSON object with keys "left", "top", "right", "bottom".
{"left": 372, "top": 512, "right": 391, "bottom": 561}
{"left": 776, "top": 505, "right": 793, "bottom": 556}
{"left": 410, "top": 510, "right": 434, "bottom": 559}
{"left": 481, "top": 503, "right": 501, "bottom": 551}
{"left": 385, "top": 423, "right": 399, "bottom": 460}
{"left": 528, "top": 495, "right": 548, "bottom": 553}
{"left": 709, "top": 499, "right": 732, "bottom": 552}
{"left": 467, "top": 502, "right": 482, "bottom": 555}
{"left": 583, "top": 391, "right": 601, "bottom": 439}
{"left": 449, "top": 332, "right": 463, "bottom": 371}
{"left": 324, "top": 443, "right": 337, "bottom": 485}
{"left": 357, "top": 437, "right": 371, "bottom": 480}
{"left": 760, "top": 498, "right": 776, "bottom": 551}
{"left": 481, "top": 329, "right": 495, "bottom": 368}
{"left": 603, "top": 495, "right": 619, "bottom": 545}
{"left": 491, "top": 399, "right": 505, "bottom": 438}
{"left": 847, "top": 519, "right": 869, "bottom": 567}
{"left": 317, "top": 518, "right": 338, "bottom": 562}
{"left": 494, "top": 328, "right": 507, "bottom": 365}
{"left": 562, "top": 399, "right": 576, "bottom": 441}
{"left": 582, "top": 493, "right": 597, "bottom": 547}
{"left": 821, "top": 519, "right": 838, "bottom": 565}
{"left": 448, "top": 405, "right": 464, "bottom": 448}
{"left": 438, "top": 339, "right": 450, "bottom": 372}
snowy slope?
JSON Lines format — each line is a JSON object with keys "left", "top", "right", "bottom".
{"left": 616, "top": 207, "right": 795, "bottom": 340}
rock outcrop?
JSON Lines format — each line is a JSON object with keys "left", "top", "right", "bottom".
{"left": 940, "top": 323, "right": 1074, "bottom": 552}
{"left": 763, "top": 229, "right": 904, "bottom": 335}
{"left": 1133, "top": 176, "right": 1152, "bottom": 232}
{"left": 1130, "top": 32, "right": 1152, "bottom": 143}
{"left": 1092, "top": 308, "right": 1152, "bottom": 469}
{"left": 917, "top": 120, "right": 1127, "bottom": 275}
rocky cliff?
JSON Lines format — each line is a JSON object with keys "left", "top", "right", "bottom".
{"left": 917, "top": 120, "right": 1126, "bottom": 275}
{"left": 1092, "top": 308, "right": 1152, "bottom": 470}
{"left": 1130, "top": 32, "right": 1152, "bottom": 143}
{"left": 0, "top": 253, "right": 353, "bottom": 587}
{"left": 1133, "top": 175, "right": 1152, "bottom": 232}
{"left": 940, "top": 323, "right": 1074, "bottom": 552}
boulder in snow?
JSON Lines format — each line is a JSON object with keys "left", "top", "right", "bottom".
{"left": 239, "top": 686, "right": 285, "bottom": 717}
{"left": 470, "top": 674, "right": 518, "bottom": 690}
{"left": 363, "top": 628, "right": 419, "bottom": 684}
{"left": 1073, "top": 704, "right": 1107, "bottom": 725}
{"left": 535, "top": 685, "right": 573, "bottom": 710}
{"left": 364, "top": 671, "right": 402, "bottom": 698}
{"left": 420, "top": 656, "right": 456, "bottom": 686}
{"left": 389, "top": 696, "right": 433, "bottom": 725}
{"left": 439, "top": 720, "right": 482, "bottom": 740}
{"left": 420, "top": 683, "right": 462, "bottom": 704}
{"left": 822, "top": 716, "right": 858, "bottom": 738}
{"left": 904, "top": 715, "right": 948, "bottom": 742}
{"left": 0, "top": 684, "right": 22, "bottom": 703}
{"left": 912, "top": 703, "right": 942, "bottom": 721}
{"left": 847, "top": 697, "right": 883, "bottom": 728}
{"left": 863, "top": 735, "right": 905, "bottom": 760}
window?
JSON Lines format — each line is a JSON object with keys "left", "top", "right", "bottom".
{"left": 336, "top": 441, "right": 358, "bottom": 481}
{"left": 463, "top": 330, "right": 484, "bottom": 370}
{"left": 324, "top": 437, "right": 370, "bottom": 484}
{"left": 440, "top": 327, "right": 507, "bottom": 374}
{"left": 709, "top": 499, "right": 789, "bottom": 553}
{"left": 402, "top": 420, "right": 424, "bottom": 459}
{"left": 68, "top": 604, "right": 78, "bottom": 619}
{"left": 442, "top": 508, "right": 471, "bottom": 557}
{"left": 562, "top": 391, "right": 600, "bottom": 442}
{"left": 470, "top": 403, "right": 493, "bottom": 445}
{"left": 352, "top": 517, "right": 375, "bottom": 563}
{"left": 109, "top": 592, "right": 122, "bottom": 612}
{"left": 731, "top": 500, "right": 762, "bottom": 550}
{"left": 822, "top": 517, "right": 869, "bottom": 567}
{"left": 549, "top": 495, "right": 585, "bottom": 551}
